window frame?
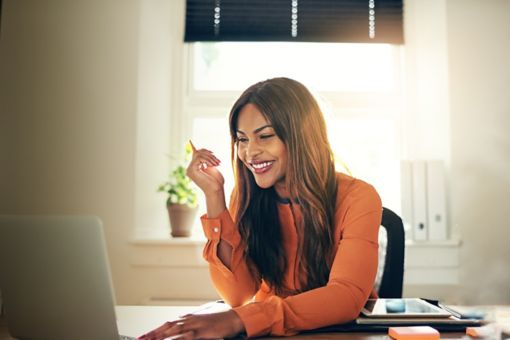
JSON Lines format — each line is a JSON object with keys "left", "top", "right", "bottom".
{"left": 175, "top": 42, "right": 406, "bottom": 236}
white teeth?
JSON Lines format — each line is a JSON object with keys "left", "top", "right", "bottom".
{"left": 252, "top": 161, "right": 272, "bottom": 169}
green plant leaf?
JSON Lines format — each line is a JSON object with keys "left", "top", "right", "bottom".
{"left": 158, "top": 144, "right": 199, "bottom": 207}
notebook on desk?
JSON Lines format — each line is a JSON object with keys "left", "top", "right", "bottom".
{"left": 306, "top": 298, "right": 484, "bottom": 334}
{"left": 356, "top": 298, "right": 483, "bottom": 332}
{"left": 0, "top": 215, "right": 136, "bottom": 340}
{"left": 310, "top": 317, "right": 484, "bottom": 334}
{"left": 361, "top": 298, "right": 452, "bottom": 318}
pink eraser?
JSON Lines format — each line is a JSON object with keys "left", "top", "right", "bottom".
{"left": 388, "top": 326, "right": 440, "bottom": 340}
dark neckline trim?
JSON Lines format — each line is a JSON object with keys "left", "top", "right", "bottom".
{"left": 276, "top": 196, "right": 292, "bottom": 204}
{"left": 275, "top": 196, "right": 301, "bottom": 205}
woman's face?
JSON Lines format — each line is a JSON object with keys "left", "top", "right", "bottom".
{"left": 236, "top": 103, "right": 288, "bottom": 197}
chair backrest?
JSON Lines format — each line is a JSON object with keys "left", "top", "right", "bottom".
{"left": 377, "top": 207, "right": 405, "bottom": 298}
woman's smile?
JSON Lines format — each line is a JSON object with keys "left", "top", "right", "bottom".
{"left": 249, "top": 160, "right": 274, "bottom": 174}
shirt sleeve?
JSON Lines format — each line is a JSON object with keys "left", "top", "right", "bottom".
{"left": 231, "top": 182, "right": 382, "bottom": 338}
{"left": 201, "top": 209, "right": 260, "bottom": 307}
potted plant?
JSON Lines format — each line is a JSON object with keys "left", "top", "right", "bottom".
{"left": 158, "top": 143, "right": 198, "bottom": 237}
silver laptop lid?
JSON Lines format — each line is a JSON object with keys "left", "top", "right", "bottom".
{"left": 0, "top": 215, "right": 120, "bottom": 340}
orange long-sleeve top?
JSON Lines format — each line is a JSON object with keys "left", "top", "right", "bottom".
{"left": 200, "top": 173, "right": 382, "bottom": 338}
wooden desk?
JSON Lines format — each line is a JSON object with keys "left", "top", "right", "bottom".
{"left": 115, "top": 306, "right": 474, "bottom": 339}
{"left": 1, "top": 305, "right": 509, "bottom": 339}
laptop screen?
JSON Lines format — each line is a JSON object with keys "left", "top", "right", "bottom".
{"left": 0, "top": 215, "right": 122, "bottom": 340}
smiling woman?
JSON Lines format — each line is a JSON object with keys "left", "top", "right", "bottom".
{"left": 141, "top": 78, "right": 383, "bottom": 339}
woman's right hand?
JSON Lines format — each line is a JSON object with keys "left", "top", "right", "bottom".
{"left": 186, "top": 141, "right": 225, "bottom": 196}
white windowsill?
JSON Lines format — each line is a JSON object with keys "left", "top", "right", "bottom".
{"left": 130, "top": 225, "right": 206, "bottom": 246}
{"left": 405, "top": 238, "right": 461, "bottom": 247}
{"left": 130, "top": 236, "right": 206, "bottom": 246}
{"left": 129, "top": 230, "right": 461, "bottom": 285}
{"left": 130, "top": 233, "right": 461, "bottom": 248}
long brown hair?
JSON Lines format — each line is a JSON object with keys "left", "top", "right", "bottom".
{"left": 229, "top": 77, "right": 337, "bottom": 294}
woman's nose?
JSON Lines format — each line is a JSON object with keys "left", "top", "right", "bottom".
{"left": 246, "top": 139, "right": 262, "bottom": 158}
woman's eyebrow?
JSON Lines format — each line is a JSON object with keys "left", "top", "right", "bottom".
{"left": 237, "top": 125, "right": 273, "bottom": 135}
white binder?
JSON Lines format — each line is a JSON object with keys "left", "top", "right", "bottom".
{"left": 426, "top": 160, "right": 448, "bottom": 241}
{"left": 411, "top": 161, "right": 428, "bottom": 241}
{"left": 400, "top": 161, "right": 414, "bottom": 232}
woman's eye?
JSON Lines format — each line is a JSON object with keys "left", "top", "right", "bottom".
{"left": 260, "top": 134, "right": 275, "bottom": 140}
{"left": 237, "top": 137, "right": 248, "bottom": 143}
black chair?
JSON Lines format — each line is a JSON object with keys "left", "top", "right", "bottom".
{"left": 376, "top": 207, "right": 405, "bottom": 298}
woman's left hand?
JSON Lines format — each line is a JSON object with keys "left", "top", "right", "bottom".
{"left": 138, "top": 310, "right": 245, "bottom": 340}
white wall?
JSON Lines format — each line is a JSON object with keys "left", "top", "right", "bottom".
{"left": 0, "top": 0, "right": 219, "bottom": 305}
{"left": 447, "top": 0, "right": 510, "bottom": 304}
{"left": 0, "top": 0, "right": 140, "bottom": 302}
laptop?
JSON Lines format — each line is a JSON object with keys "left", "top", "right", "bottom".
{"left": 0, "top": 215, "right": 136, "bottom": 340}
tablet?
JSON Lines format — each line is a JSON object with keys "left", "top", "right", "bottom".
{"left": 361, "top": 298, "right": 452, "bottom": 318}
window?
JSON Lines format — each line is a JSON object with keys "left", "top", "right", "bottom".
{"left": 180, "top": 41, "right": 403, "bottom": 236}
{"left": 193, "top": 42, "right": 399, "bottom": 92}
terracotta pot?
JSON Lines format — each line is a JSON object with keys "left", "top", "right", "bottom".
{"left": 167, "top": 204, "right": 198, "bottom": 237}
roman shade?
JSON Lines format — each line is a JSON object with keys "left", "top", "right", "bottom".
{"left": 185, "top": 0, "right": 403, "bottom": 44}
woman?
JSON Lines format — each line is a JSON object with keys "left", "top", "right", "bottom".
{"left": 140, "top": 77, "right": 382, "bottom": 339}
